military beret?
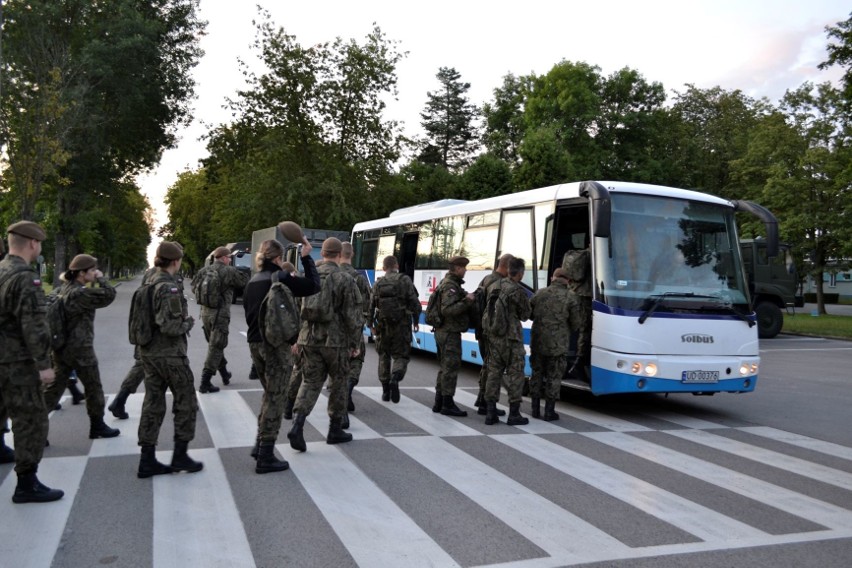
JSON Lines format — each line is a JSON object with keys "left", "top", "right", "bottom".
{"left": 552, "top": 268, "right": 570, "bottom": 281}
{"left": 213, "top": 246, "right": 231, "bottom": 258}
{"left": 448, "top": 256, "right": 469, "bottom": 267}
{"left": 7, "top": 220, "right": 47, "bottom": 241}
{"left": 321, "top": 237, "right": 343, "bottom": 254}
{"left": 156, "top": 241, "right": 184, "bottom": 261}
{"left": 69, "top": 254, "right": 98, "bottom": 271}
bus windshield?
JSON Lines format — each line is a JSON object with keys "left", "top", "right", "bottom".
{"left": 595, "top": 193, "right": 750, "bottom": 313}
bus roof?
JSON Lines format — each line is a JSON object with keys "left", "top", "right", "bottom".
{"left": 352, "top": 181, "right": 733, "bottom": 232}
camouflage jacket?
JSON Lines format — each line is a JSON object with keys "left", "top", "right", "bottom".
{"left": 56, "top": 277, "right": 116, "bottom": 353}
{"left": 530, "top": 279, "right": 586, "bottom": 356}
{"left": 198, "top": 261, "right": 249, "bottom": 321}
{"left": 0, "top": 255, "right": 52, "bottom": 369}
{"left": 297, "top": 261, "right": 363, "bottom": 349}
{"left": 370, "top": 271, "right": 420, "bottom": 325}
{"left": 340, "top": 263, "right": 372, "bottom": 321}
{"left": 140, "top": 270, "right": 193, "bottom": 358}
{"left": 495, "top": 278, "right": 531, "bottom": 343}
{"left": 436, "top": 273, "right": 471, "bottom": 333}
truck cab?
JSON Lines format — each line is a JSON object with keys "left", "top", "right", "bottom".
{"left": 739, "top": 239, "right": 804, "bottom": 338}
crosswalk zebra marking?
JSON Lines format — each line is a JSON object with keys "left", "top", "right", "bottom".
{"left": 737, "top": 426, "right": 852, "bottom": 462}
{"left": 89, "top": 392, "right": 146, "bottom": 457}
{"left": 304, "top": 392, "right": 383, "bottom": 440}
{"left": 197, "top": 390, "right": 260, "bottom": 449}
{"left": 359, "top": 387, "right": 482, "bottom": 437}
{"left": 560, "top": 406, "right": 652, "bottom": 432}
{"left": 641, "top": 410, "right": 729, "bottom": 430}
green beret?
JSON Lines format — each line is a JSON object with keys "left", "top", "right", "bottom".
{"left": 69, "top": 254, "right": 98, "bottom": 271}
{"left": 7, "top": 220, "right": 47, "bottom": 241}
{"left": 156, "top": 241, "right": 184, "bottom": 261}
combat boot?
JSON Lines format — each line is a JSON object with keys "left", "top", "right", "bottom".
{"left": 440, "top": 395, "right": 467, "bottom": 417}
{"left": 248, "top": 365, "right": 259, "bottom": 381}
{"left": 283, "top": 397, "right": 295, "bottom": 420}
{"left": 432, "top": 390, "right": 443, "bottom": 413}
{"left": 341, "top": 413, "right": 350, "bottom": 430}
{"left": 506, "top": 402, "right": 529, "bottom": 426}
{"left": 381, "top": 382, "right": 391, "bottom": 402}
{"left": 68, "top": 378, "right": 85, "bottom": 405}
{"left": 543, "top": 399, "right": 559, "bottom": 422}
{"left": 256, "top": 441, "right": 289, "bottom": 474}
{"left": 171, "top": 440, "right": 203, "bottom": 473}
{"left": 287, "top": 413, "right": 307, "bottom": 452}
{"left": 89, "top": 418, "right": 120, "bottom": 439}
{"left": 347, "top": 378, "right": 356, "bottom": 412}
{"left": 137, "top": 445, "right": 172, "bottom": 478}
{"left": 477, "top": 400, "right": 505, "bottom": 416}
{"left": 108, "top": 388, "right": 132, "bottom": 420}
{"left": 389, "top": 380, "right": 400, "bottom": 404}
{"left": 198, "top": 369, "right": 220, "bottom": 393}
{"left": 484, "top": 402, "right": 500, "bottom": 425}
{"left": 250, "top": 438, "right": 260, "bottom": 459}
{"left": 12, "top": 472, "right": 64, "bottom": 503}
{"left": 0, "top": 433, "right": 14, "bottom": 464}
{"left": 219, "top": 365, "right": 232, "bottom": 386}
{"left": 327, "top": 418, "right": 353, "bottom": 445}
{"left": 474, "top": 391, "right": 484, "bottom": 408}
{"left": 530, "top": 397, "right": 541, "bottom": 419}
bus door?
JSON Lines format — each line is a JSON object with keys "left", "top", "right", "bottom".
{"left": 546, "top": 203, "right": 591, "bottom": 278}
{"left": 399, "top": 231, "right": 418, "bottom": 281}
{"left": 498, "top": 208, "right": 536, "bottom": 290}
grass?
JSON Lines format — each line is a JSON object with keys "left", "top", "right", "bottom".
{"left": 783, "top": 313, "right": 852, "bottom": 340}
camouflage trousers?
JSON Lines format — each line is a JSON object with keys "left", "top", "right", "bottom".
{"left": 529, "top": 352, "right": 568, "bottom": 401}
{"left": 120, "top": 356, "right": 145, "bottom": 393}
{"left": 44, "top": 352, "right": 106, "bottom": 419}
{"left": 477, "top": 334, "right": 491, "bottom": 393}
{"left": 293, "top": 346, "right": 349, "bottom": 420}
{"left": 485, "top": 338, "right": 526, "bottom": 404}
{"left": 434, "top": 329, "right": 461, "bottom": 396}
{"left": 347, "top": 334, "right": 366, "bottom": 386}
{"left": 138, "top": 356, "right": 198, "bottom": 446}
{"left": 287, "top": 359, "right": 303, "bottom": 404}
{"left": 202, "top": 312, "right": 230, "bottom": 373}
{"left": 249, "top": 342, "right": 294, "bottom": 443}
{"left": 0, "top": 362, "right": 48, "bottom": 474}
{"left": 375, "top": 319, "right": 412, "bottom": 383}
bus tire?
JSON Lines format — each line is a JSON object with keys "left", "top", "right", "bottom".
{"left": 755, "top": 301, "right": 783, "bottom": 339}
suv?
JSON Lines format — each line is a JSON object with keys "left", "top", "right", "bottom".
{"left": 739, "top": 239, "right": 804, "bottom": 338}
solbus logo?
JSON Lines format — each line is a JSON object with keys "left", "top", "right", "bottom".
{"left": 682, "top": 334, "right": 714, "bottom": 344}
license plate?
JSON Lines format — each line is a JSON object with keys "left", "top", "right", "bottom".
{"left": 681, "top": 370, "right": 719, "bottom": 383}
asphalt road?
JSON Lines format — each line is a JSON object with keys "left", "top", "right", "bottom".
{"left": 1, "top": 275, "right": 850, "bottom": 567}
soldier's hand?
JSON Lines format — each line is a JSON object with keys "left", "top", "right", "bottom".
{"left": 291, "top": 344, "right": 301, "bottom": 356}
{"left": 301, "top": 238, "right": 312, "bottom": 258}
{"left": 185, "top": 315, "right": 195, "bottom": 331}
{"left": 39, "top": 368, "right": 56, "bottom": 385}
{"left": 94, "top": 269, "right": 104, "bottom": 279}
{"left": 412, "top": 322, "right": 419, "bottom": 332}
{"left": 350, "top": 348, "right": 360, "bottom": 358}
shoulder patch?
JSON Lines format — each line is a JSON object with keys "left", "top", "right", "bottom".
{"left": 33, "top": 278, "right": 42, "bottom": 286}
{"left": 169, "top": 287, "right": 180, "bottom": 294}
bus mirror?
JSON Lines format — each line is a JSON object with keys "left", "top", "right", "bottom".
{"left": 580, "top": 181, "right": 611, "bottom": 238}
{"left": 733, "top": 200, "right": 778, "bottom": 257}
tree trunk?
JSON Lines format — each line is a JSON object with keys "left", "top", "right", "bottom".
{"left": 815, "top": 271, "right": 827, "bottom": 315}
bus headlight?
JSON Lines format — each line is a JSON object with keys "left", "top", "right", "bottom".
{"left": 739, "top": 363, "right": 758, "bottom": 376}
{"left": 644, "top": 363, "right": 658, "bottom": 377}
{"left": 631, "top": 362, "right": 642, "bottom": 374}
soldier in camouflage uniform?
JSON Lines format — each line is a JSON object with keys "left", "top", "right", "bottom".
{"left": 193, "top": 246, "right": 250, "bottom": 393}
{"left": 136, "top": 241, "right": 203, "bottom": 478}
{"left": 0, "top": 237, "right": 11, "bottom": 466}
{"left": 43, "top": 254, "right": 120, "bottom": 440}
{"left": 529, "top": 268, "right": 587, "bottom": 421}
{"left": 473, "top": 254, "right": 513, "bottom": 416}
{"left": 562, "top": 249, "right": 593, "bottom": 381}
{"left": 483, "top": 257, "right": 531, "bottom": 426}
{"left": 370, "top": 256, "right": 420, "bottom": 404}
{"left": 243, "top": 239, "right": 319, "bottom": 473}
{"left": 0, "top": 221, "right": 64, "bottom": 503}
{"left": 288, "top": 238, "right": 362, "bottom": 451}
{"left": 432, "top": 256, "right": 476, "bottom": 417}
{"left": 339, "top": 242, "right": 371, "bottom": 421}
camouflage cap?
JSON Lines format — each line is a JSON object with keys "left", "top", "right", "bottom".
{"left": 213, "top": 246, "right": 231, "bottom": 258}
{"left": 69, "top": 254, "right": 98, "bottom": 271}
{"left": 156, "top": 241, "right": 184, "bottom": 261}
{"left": 552, "top": 268, "right": 570, "bottom": 281}
{"left": 321, "top": 237, "right": 343, "bottom": 254}
{"left": 7, "top": 220, "right": 47, "bottom": 241}
{"left": 448, "top": 256, "right": 469, "bottom": 267}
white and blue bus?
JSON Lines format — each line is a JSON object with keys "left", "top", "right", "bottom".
{"left": 351, "top": 181, "right": 778, "bottom": 396}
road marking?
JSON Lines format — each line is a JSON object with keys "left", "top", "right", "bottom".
{"left": 90, "top": 392, "right": 146, "bottom": 457}
{"left": 197, "top": 390, "right": 260, "bottom": 448}
{"left": 303, "top": 392, "right": 383, "bottom": 440}
{"left": 641, "top": 410, "right": 727, "bottom": 430}
{"left": 358, "top": 387, "right": 481, "bottom": 437}
{"left": 560, "top": 406, "right": 652, "bottom": 432}
{"left": 737, "top": 426, "right": 852, "bottom": 462}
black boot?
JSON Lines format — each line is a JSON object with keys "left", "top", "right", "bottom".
{"left": 198, "top": 369, "right": 220, "bottom": 394}
{"left": 250, "top": 438, "right": 260, "bottom": 459}
{"left": 531, "top": 397, "right": 541, "bottom": 419}
{"left": 89, "top": 417, "right": 120, "bottom": 439}
{"left": 108, "top": 388, "right": 132, "bottom": 420}
{"left": 12, "top": 472, "right": 64, "bottom": 503}
{"left": 478, "top": 400, "right": 506, "bottom": 416}
{"left": 341, "top": 412, "right": 350, "bottom": 430}
{"left": 137, "top": 445, "right": 172, "bottom": 478}
{"left": 347, "top": 379, "right": 356, "bottom": 412}
{"left": 283, "top": 397, "right": 295, "bottom": 420}
{"left": 327, "top": 418, "right": 353, "bottom": 444}
{"left": 506, "top": 402, "right": 529, "bottom": 426}
{"left": 390, "top": 380, "right": 400, "bottom": 404}
{"left": 432, "top": 390, "right": 443, "bottom": 413}
{"left": 288, "top": 413, "right": 307, "bottom": 452}
{"left": 474, "top": 391, "right": 484, "bottom": 408}
{"left": 440, "top": 395, "right": 467, "bottom": 417}
{"left": 381, "top": 382, "right": 391, "bottom": 402}
{"left": 219, "top": 366, "right": 232, "bottom": 386}
{"left": 543, "top": 399, "right": 559, "bottom": 421}
{"left": 256, "top": 441, "right": 289, "bottom": 474}
{"left": 68, "top": 378, "right": 85, "bottom": 405}
{"left": 484, "top": 401, "right": 500, "bottom": 425}
{"left": 0, "top": 433, "right": 14, "bottom": 464}
{"left": 248, "top": 364, "right": 259, "bottom": 381}
{"left": 171, "top": 440, "right": 203, "bottom": 473}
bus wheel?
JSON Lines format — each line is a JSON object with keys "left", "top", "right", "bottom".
{"left": 755, "top": 301, "right": 783, "bottom": 339}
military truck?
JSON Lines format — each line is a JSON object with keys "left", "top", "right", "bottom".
{"left": 250, "top": 226, "right": 350, "bottom": 272}
{"left": 739, "top": 238, "right": 804, "bottom": 338}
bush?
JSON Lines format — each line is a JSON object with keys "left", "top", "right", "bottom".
{"left": 803, "top": 292, "right": 839, "bottom": 304}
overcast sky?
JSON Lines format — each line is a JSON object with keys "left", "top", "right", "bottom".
{"left": 138, "top": 0, "right": 849, "bottom": 246}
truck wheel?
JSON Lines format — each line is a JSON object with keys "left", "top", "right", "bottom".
{"left": 755, "top": 301, "right": 783, "bottom": 339}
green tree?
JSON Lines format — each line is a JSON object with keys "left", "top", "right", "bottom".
{"left": 419, "top": 67, "right": 479, "bottom": 171}
{"left": 458, "top": 153, "right": 513, "bottom": 199}
{"left": 481, "top": 73, "right": 530, "bottom": 167}
{"left": 820, "top": 13, "right": 852, "bottom": 100}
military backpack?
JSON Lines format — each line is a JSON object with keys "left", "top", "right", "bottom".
{"left": 300, "top": 269, "right": 336, "bottom": 323}
{"left": 192, "top": 265, "right": 223, "bottom": 308}
{"left": 128, "top": 283, "right": 157, "bottom": 347}
{"left": 259, "top": 271, "right": 301, "bottom": 346}
{"left": 482, "top": 284, "right": 510, "bottom": 338}
{"left": 374, "top": 273, "right": 406, "bottom": 321}
{"left": 424, "top": 285, "right": 443, "bottom": 327}
{"left": 45, "top": 290, "right": 69, "bottom": 351}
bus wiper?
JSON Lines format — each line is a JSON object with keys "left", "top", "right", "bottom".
{"left": 702, "top": 302, "right": 756, "bottom": 327}
{"left": 638, "top": 292, "right": 718, "bottom": 324}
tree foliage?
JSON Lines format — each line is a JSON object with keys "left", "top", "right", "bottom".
{"left": 419, "top": 67, "right": 479, "bottom": 171}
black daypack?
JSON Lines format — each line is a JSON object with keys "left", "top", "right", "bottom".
{"left": 424, "top": 285, "right": 443, "bottom": 327}
{"left": 45, "top": 290, "right": 68, "bottom": 351}
{"left": 374, "top": 274, "right": 405, "bottom": 321}
{"left": 301, "top": 269, "right": 335, "bottom": 323}
{"left": 128, "top": 283, "right": 156, "bottom": 347}
{"left": 192, "top": 265, "right": 222, "bottom": 308}
{"left": 259, "top": 271, "right": 301, "bottom": 346}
